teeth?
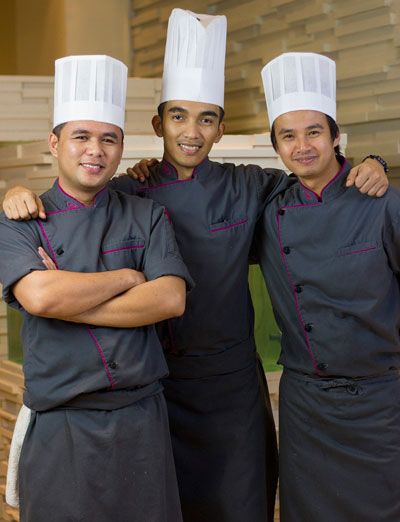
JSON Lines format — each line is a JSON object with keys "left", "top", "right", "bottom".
{"left": 180, "top": 144, "right": 199, "bottom": 151}
{"left": 82, "top": 163, "right": 102, "bottom": 169}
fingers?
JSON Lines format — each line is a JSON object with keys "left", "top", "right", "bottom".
{"left": 126, "top": 158, "right": 159, "bottom": 182}
{"left": 36, "top": 196, "right": 47, "bottom": 220}
{"left": 345, "top": 166, "right": 358, "bottom": 187}
{"left": 2, "top": 189, "right": 43, "bottom": 220}
{"left": 38, "top": 247, "right": 57, "bottom": 270}
{"left": 347, "top": 161, "right": 389, "bottom": 197}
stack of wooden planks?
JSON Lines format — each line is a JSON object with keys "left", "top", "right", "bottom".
{"left": 0, "top": 77, "right": 162, "bottom": 142}
{"left": 0, "top": 361, "right": 24, "bottom": 522}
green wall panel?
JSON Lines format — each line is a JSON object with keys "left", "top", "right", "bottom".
{"left": 248, "top": 265, "right": 282, "bottom": 372}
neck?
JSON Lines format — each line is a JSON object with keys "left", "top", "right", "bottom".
{"left": 176, "top": 167, "right": 195, "bottom": 180}
{"left": 298, "top": 157, "right": 343, "bottom": 196}
{"left": 58, "top": 179, "right": 99, "bottom": 207}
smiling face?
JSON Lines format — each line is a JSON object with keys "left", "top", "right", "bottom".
{"left": 274, "top": 110, "right": 341, "bottom": 194}
{"left": 152, "top": 100, "right": 225, "bottom": 179}
{"left": 48, "top": 120, "right": 124, "bottom": 205}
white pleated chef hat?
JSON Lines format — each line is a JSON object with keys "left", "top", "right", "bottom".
{"left": 53, "top": 55, "right": 128, "bottom": 130}
{"left": 160, "top": 8, "right": 227, "bottom": 108}
{"left": 261, "top": 52, "right": 336, "bottom": 126}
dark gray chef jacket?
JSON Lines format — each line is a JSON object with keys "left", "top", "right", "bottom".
{"left": 256, "top": 158, "right": 400, "bottom": 522}
{"left": 0, "top": 179, "right": 193, "bottom": 411}
{"left": 257, "top": 158, "right": 400, "bottom": 377}
{"left": 109, "top": 157, "right": 290, "bottom": 522}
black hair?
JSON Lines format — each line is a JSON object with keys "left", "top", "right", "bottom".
{"left": 270, "top": 114, "right": 342, "bottom": 160}
{"left": 157, "top": 102, "right": 225, "bottom": 124}
{"left": 52, "top": 122, "right": 124, "bottom": 143}
{"left": 52, "top": 123, "right": 66, "bottom": 139}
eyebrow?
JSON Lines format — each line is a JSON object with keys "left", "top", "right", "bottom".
{"left": 167, "top": 107, "right": 218, "bottom": 118}
{"left": 168, "top": 106, "right": 189, "bottom": 115}
{"left": 278, "top": 123, "right": 324, "bottom": 135}
{"left": 70, "top": 129, "right": 119, "bottom": 140}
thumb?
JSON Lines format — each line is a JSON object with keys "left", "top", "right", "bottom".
{"left": 345, "top": 166, "right": 359, "bottom": 187}
{"left": 36, "top": 196, "right": 47, "bottom": 220}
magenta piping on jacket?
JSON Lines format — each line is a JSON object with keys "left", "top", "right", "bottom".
{"left": 136, "top": 178, "right": 193, "bottom": 193}
{"left": 47, "top": 208, "right": 86, "bottom": 216}
{"left": 298, "top": 159, "right": 347, "bottom": 201}
{"left": 164, "top": 209, "right": 172, "bottom": 224}
{"left": 338, "top": 247, "right": 377, "bottom": 257}
{"left": 37, "top": 220, "right": 60, "bottom": 269}
{"left": 167, "top": 320, "right": 177, "bottom": 354}
{"left": 102, "top": 245, "right": 144, "bottom": 254}
{"left": 56, "top": 178, "right": 107, "bottom": 207}
{"left": 56, "top": 179, "right": 85, "bottom": 207}
{"left": 277, "top": 211, "right": 320, "bottom": 375}
{"left": 136, "top": 157, "right": 208, "bottom": 193}
{"left": 93, "top": 185, "right": 107, "bottom": 205}
{"left": 211, "top": 219, "right": 248, "bottom": 232}
{"left": 38, "top": 216, "right": 115, "bottom": 388}
{"left": 85, "top": 326, "right": 115, "bottom": 388}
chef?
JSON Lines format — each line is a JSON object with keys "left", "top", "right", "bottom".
{"left": 257, "top": 52, "right": 400, "bottom": 522}
{"left": 1, "top": 12, "right": 389, "bottom": 522}
{"left": 0, "top": 54, "right": 193, "bottom": 522}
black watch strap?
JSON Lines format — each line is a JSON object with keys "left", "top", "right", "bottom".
{"left": 362, "top": 154, "right": 389, "bottom": 173}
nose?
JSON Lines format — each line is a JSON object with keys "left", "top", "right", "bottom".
{"left": 183, "top": 119, "right": 200, "bottom": 140}
{"left": 86, "top": 137, "right": 104, "bottom": 156}
{"left": 295, "top": 135, "right": 310, "bottom": 152}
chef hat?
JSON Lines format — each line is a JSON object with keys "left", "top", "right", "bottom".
{"left": 261, "top": 52, "right": 336, "bottom": 126}
{"left": 160, "top": 8, "right": 227, "bottom": 108}
{"left": 53, "top": 55, "right": 128, "bottom": 130}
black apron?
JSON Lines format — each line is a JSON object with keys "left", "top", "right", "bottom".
{"left": 163, "top": 340, "right": 278, "bottom": 522}
{"left": 19, "top": 391, "right": 182, "bottom": 522}
{"left": 279, "top": 368, "right": 400, "bottom": 522}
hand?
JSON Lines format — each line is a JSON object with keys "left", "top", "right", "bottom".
{"left": 3, "top": 186, "right": 46, "bottom": 220}
{"left": 346, "top": 158, "right": 388, "bottom": 197}
{"left": 38, "top": 247, "right": 57, "bottom": 270}
{"left": 126, "top": 158, "right": 159, "bottom": 182}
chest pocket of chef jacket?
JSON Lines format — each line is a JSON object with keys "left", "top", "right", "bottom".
{"left": 333, "top": 240, "right": 389, "bottom": 298}
{"left": 101, "top": 237, "right": 146, "bottom": 271}
{"left": 209, "top": 215, "right": 248, "bottom": 235}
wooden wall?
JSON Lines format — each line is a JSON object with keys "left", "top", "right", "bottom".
{"left": 131, "top": 0, "right": 400, "bottom": 183}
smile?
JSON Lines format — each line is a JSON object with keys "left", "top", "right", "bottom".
{"left": 294, "top": 157, "right": 318, "bottom": 164}
{"left": 179, "top": 144, "right": 201, "bottom": 154}
{"left": 80, "top": 163, "right": 104, "bottom": 172}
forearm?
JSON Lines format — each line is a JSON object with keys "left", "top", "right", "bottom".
{"left": 67, "top": 276, "right": 186, "bottom": 328}
{"left": 13, "top": 268, "right": 141, "bottom": 317}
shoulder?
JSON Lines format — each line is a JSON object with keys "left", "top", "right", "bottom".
{"left": 108, "top": 174, "right": 141, "bottom": 195}
{"left": 108, "top": 188, "right": 164, "bottom": 214}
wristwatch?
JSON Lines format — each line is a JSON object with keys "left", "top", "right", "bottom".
{"left": 362, "top": 155, "right": 389, "bottom": 173}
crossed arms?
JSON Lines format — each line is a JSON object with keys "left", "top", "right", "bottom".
{"left": 13, "top": 263, "right": 186, "bottom": 328}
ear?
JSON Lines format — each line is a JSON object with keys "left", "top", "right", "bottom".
{"left": 48, "top": 133, "right": 59, "bottom": 158}
{"left": 152, "top": 115, "right": 163, "bottom": 138}
{"left": 333, "top": 125, "right": 341, "bottom": 149}
{"left": 214, "top": 122, "right": 225, "bottom": 144}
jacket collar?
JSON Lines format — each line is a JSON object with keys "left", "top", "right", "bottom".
{"left": 51, "top": 178, "right": 110, "bottom": 211}
{"left": 295, "top": 158, "right": 352, "bottom": 204}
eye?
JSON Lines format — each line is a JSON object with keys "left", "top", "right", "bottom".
{"left": 103, "top": 137, "right": 117, "bottom": 144}
{"left": 201, "top": 117, "right": 213, "bottom": 124}
{"left": 74, "top": 135, "right": 88, "bottom": 140}
{"left": 309, "top": 129, "right": 320, "bottom": 136}
{"left": 282, "top": 133, "right": 294, "bottom": 140}
{"left": 172, "top": 114, "right": 184, "bottom": 121}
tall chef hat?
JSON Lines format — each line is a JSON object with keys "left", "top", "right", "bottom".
{"left": 53, "top": 55, "right": 128, "bottom": 130}
{"left": 160, "top": 8, "right": 227, "bottom": 108}
{"left": 261, "top": 52, "right": 336, "bottom": 126}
